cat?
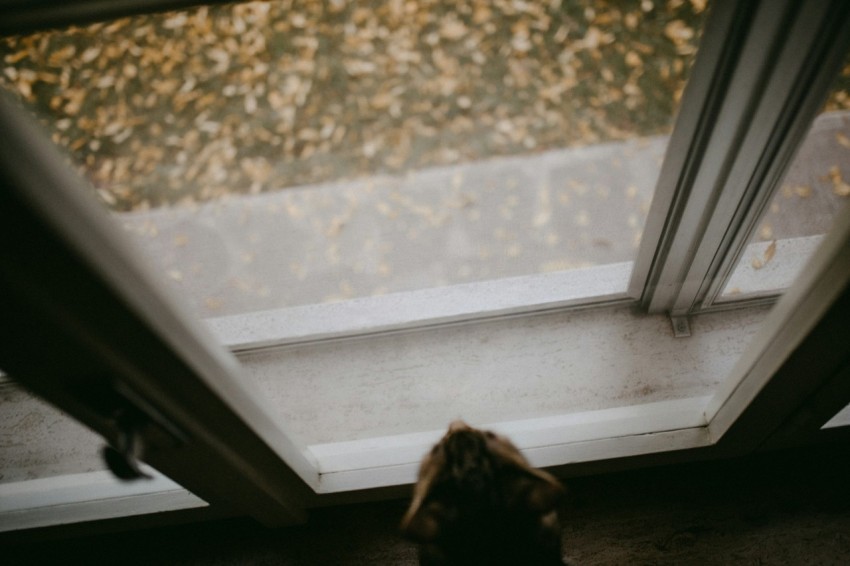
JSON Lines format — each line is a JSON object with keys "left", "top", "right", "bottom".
{"left": 401, "top": 420, "right": 569, "bottom": 565}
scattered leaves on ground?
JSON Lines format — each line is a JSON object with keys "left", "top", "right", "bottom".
{"left": 0, "top": 0, "right": 711, "bottom": 211}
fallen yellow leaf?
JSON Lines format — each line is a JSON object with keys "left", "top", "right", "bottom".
{"left": 625, "top": 51, "right": 642, "bottom": 68}
{"left": 764, "top": 240, "right": 777, "bottom": 264}
{"left": 793, "top": 185, "right": 812, "bottom": 198}
{"left": 664, "top": 20, "right": 694, "bottom": 45}
{"left": 828, "top": 165, "right": 842, "bottom": 182}
{"left": 827, "top": 165, "right": 850, "bottom": 196}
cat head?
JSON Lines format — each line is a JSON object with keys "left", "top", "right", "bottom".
{"left": 400, "top": 420, "right": 564, "bottom": 544}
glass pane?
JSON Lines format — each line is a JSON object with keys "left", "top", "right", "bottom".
{"left": 720, "top": 54, "right": 850, "bottom": 301}
{"left": 0, "top": 1, "right": 709, "bottom": 318}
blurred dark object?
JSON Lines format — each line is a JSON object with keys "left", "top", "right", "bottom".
{"left": 0, "top": 0, "right": 236, "bottom": 36}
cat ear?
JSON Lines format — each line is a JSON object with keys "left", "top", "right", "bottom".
{"left": 524, "top": 469, "right": 565, "bottom": 513}
{"left": 401, "top": 452, "right": 447, "bottom": 542}
{"left": 400, "top": 499, "right": 447, "bottom": 542}
{"left": 485, "top": 434, "right": 564, "bottom": 513}
{"left": 508, "top": 467, "right": 565, "bottom": 514}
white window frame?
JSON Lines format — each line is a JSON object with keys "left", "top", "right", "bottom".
{"left": 631, "top": 0, "right": 850, "bottom": 315}
{"left": 2, "top": 0, "right": 850, "bottom": 532}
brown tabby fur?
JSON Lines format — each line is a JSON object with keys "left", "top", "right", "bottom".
{"left": 401, "top": 420, "right": 568, "bottom": 565}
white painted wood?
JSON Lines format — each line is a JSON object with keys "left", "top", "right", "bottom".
{"left": 0, "top": 90, "right": 319, "bottom": 513}
{"left": 639, "top": 2, "right": 850, "bottom": 316}
{"left": 645, "top": 1, "right": 795, "bottom": 313}
{"left": 309, "top": 397, "right": 710, "bottom": 476}
{"left": 2, "top": 302, "right": 765, "bottom": 527}
{"left": 524, "top": 428, "right": 712, "bottom": 470}
{"left": 628, "top": 0, "right": 740, "bottom": 300}
{"left": 239, "top": 305, "right": 767, "bottom": 447}
{"left": 0, "top": 469, "right": 207, "bottom": 532}
{"left": 206, "top": 263, "right": 632, "bottom": 352}
{"left": 314, "top": 418, "right": 712, "bottom": 493}
{"left": 822, "top": 403, "right": 850, "bottom": 430}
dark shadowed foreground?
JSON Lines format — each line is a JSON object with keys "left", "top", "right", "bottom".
{"left": 3, "top": 442, "right": 850, "bottom": 565}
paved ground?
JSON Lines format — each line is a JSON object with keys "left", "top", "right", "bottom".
{"left": 0, "top": 1, "right": 710, "bottom": 209}
{"left": 120, "top": 137, "right": 662, "bottom": 315}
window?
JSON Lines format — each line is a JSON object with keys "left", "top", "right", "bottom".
{"left": 719, "top": 60, "right": 850, "bottom": 301}
{"left": 0, "top": 385, "right": 206, "bottom": 531}
{"left": 0, "top": 1, "right": 709, "bottom": 317}
{"left": 2, "top": 0, "right": 850, "bottom": 530}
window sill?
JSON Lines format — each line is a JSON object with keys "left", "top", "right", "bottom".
{"left": 2, "top": 300, "right": 771, "bottom": 525}
{"left": 234, "top": 301, "right": 770, "bottom": 491}
{"left": 206, "top": 262, "right": 634, "bottom": 352}
{"left": 0, "top": 469, "right": 206, "bottom": 533}
{"left": 309, "top": 396, "right": 712, "bottom": 493}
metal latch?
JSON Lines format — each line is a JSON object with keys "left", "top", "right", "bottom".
{"left": 102, "top": 408, "right": 152, "bottom": 481}
{"left": 100, "top": 382, "right": 186, "bottom": 481}
{"left": 670, "top": 315, "right": 691, "bottom": 338}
